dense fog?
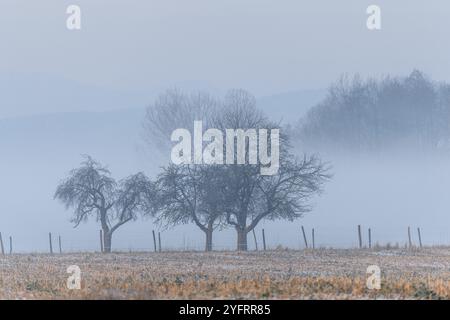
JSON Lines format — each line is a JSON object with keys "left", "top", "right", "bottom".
{"left": 1, "top": 87, "right": 450, "bottom": 252}
{"left": 2, "top": 1, "right": 450, "bottom": 252}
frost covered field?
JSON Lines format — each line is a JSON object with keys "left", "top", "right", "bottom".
{"left": 1, "top": 248, "right": 450, "bottom": 299}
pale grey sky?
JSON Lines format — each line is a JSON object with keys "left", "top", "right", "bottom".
{"left": 2, "top": 1, "right": 450, "bottom": 251}
{"left": 1, "top": 0, "right": 449, "bottom": 115}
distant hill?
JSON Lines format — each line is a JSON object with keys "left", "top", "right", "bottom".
{"left": 0, "top": 108, "right": 156, "bottom": 175}
{"left": 0, "top": 87, "right": 326, "bottom": 174}
{"left": 0, "top": 90, "right": 324, "bottom": 172}
{"left": 0, "top": 72, "right": 325, "bottom": 121}
{"left": 0, "top": 72, "right": 153, "bottom": 118}
{"left": 257, "top": 89, "right": 326, "bottom": 122}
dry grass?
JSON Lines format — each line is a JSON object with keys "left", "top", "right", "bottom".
{"left": 1, "top": 248, "right": 450, "bottom": 299}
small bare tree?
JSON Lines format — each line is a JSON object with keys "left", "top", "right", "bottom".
{"left": 54, "top": 156, "right": 155, "bottom": 252}
{"left": 153, "top": 164, "right": 227, "bottom": 251}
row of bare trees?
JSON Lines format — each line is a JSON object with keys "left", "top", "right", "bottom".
{"left": 296, "top": 70, "right": 450, "bottom": 153}
{"left": 54, "top": 89, "right": 330, "bottom": 252}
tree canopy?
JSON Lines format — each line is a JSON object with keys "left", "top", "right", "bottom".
{"left": 54, "top": 156, "right": 155, "bottom": 252}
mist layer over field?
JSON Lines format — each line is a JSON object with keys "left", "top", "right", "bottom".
{"left": 1, "top": 106, "right": 449, "bottom": 252}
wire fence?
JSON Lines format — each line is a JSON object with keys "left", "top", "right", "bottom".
{"left": 1, "top": 224, "right": 450, "bottom": 254}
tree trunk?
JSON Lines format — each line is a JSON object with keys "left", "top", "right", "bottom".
{"left": 99, "top": 208, "right": 112, "bottom": 253}
{"left": 203, "top": 220, "right": 215, "bottom": 252}
{"left": 103, "top": 231, "right": 112, "bottom": 253}
{"left": 237, "top": 228, "right": 248, "bottom": 251}
{"left": 205, "top": 229, "right": 213, "bottom": 252}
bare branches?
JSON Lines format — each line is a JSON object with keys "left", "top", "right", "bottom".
{"left": 54, "top": 156, "right": 116, "bottom": 228}
{"left": 112, "top": 172, "right": 156, "bottom": 233}
{"left": 143, "top": 88, "right": 219, "bottom": 151}
{"left": 153, "top": 164, "right": 225, "bottom": 232}
{"left": 54, "top": 156, "right": 156, "bottom": 252}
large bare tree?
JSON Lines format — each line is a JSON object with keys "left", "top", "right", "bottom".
{"left": 215, "top": 90, "right": 330, "bottom": 250}
{"left": 54, "top": 156, "right": 155, "bottom": 252}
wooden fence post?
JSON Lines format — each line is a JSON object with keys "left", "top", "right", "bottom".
{"left": 158, "top": 232, "right": 161, "bottom": 252}
{"left": 417, "top": 227, "right": 423, "bottom": 248}
{"left": 262, "top": 229, "right": 266, "bottom": 251}
{"left": 152, "top": 230, "right": 157, "bottom": 252}
{"left": 252, "top": 229, "right": 258, "bottom": 251}
{"left": 301, "top": 226, "right": 308, "bottom": 249}
{"left": 368, "top": 228, "right": 372, "bottom": 249}
{"left": 49, "top": 232, "right": 53, "bottom": 254}
{"left": 0, "top": 232, "right": 4, "bottom": 255}
{"left": 9, "top": 236, "right": 12, "bottom": 254}
{"left": 408, "top": 226, "right": 412, "bottom": 248}
{"left": 58, "top": 235, "right": 62, "bottom": 254}
{"left": 358, "top": 225, "right": 362, "bottom": 249}
{"left": 312, "top": 228, "right": 315, "bottom": 250}
{"left": 100, "top": 230, "right": 104, "bottom": 253}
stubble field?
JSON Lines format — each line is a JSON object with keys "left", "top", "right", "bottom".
{"left": 1, "top": 248, "right": 450, "bottom": 299}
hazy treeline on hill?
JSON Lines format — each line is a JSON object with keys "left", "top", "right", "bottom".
{"left": 296, "top": 70, "right": 450, "bottom": 154}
